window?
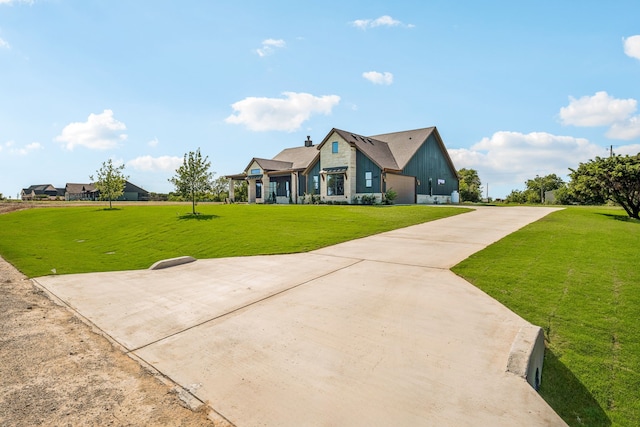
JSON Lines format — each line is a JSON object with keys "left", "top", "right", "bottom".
{"left": 255, "top": 182, "right": 262, "bottom": 198}
{"left": 332, "top": 141, "right": 338, "bottom": 153}
{"left": 313, "top": 175, "right": 319, "bottom": 193}
{"left": 250, "top": 168, "right": 260, "bottom": 175}
{"left": 365, "top": 171, "right": 372, "bottom": 188}
{"left": 327, "top": 174, "right": 345, "bottom": 196}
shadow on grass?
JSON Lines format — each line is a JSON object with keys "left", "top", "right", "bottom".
{"left": 540, "top": 349, "right": 610, "bottom": 426}
{"left": 177, "top": 213, "right": 219, "bottom": 221}
{"left": 598, "top": 213, "right": 640, "bottom": 224}
{"left": 96, "top": 208, "right": 123, "bottom": 212}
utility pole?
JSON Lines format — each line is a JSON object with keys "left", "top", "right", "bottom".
{"left": 610, "top": 145, "right": 613, "bottom": 157}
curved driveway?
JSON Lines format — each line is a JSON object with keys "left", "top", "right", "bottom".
{"left": 35, "top": 206, "right": 568, "bottom": 426}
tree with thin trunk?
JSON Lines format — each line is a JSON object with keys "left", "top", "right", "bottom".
{"left": 169, "top": 148, "right": 214, "bottom": 215}
{"left": 91, "top": 159, "right": 128, "bottom": 209}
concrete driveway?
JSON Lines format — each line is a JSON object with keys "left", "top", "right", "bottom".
{"left": 34, "top": 206, "right": 568, "bottom": 426}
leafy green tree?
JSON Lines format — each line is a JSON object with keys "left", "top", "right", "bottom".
{"left": 169, "top": 148, "right": 214, "bottom": 215}
{"left": 91, "top": 159, "right": 128, "bottom": 209}
{"left": 211, "top": 176, "right": 230, "bottom": 202}
{"left": 457, "top": 168, "right": 482, "bottom": 202}
{"left": 505, "top": 189, "right": 526, "bottom": 204}
{"left": 233, "top": 180, "right": 248, "bottom": 202}
{"left": 569, "top": 154, "right": 640, "bottom": 219}
{"left": 525, "top": 174, "right": 565, "bottom": 204}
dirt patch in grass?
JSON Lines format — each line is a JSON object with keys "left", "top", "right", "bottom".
{"left": 0, "top": 255, "right": 229, "bottom": 426}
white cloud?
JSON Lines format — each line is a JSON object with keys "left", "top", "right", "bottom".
{"left": 449, "top": 131, "right": 605, "bottom": 188}
{"left": 1, "top": 140, "right": 42, "bottom": 155}
{"left": 127, "top": 155, "right": 182, "bottom": 172}
{"left": 615, "top": 144, "right": 640, "bottom": 156}
{"left": 362, "top": 71, "right": 393, "bottom": 85}
{"left": 55, "top": 109, "right": 127, "bottom": 150}
{"left": 351, "top": 15, "right": 413, "bottom": 30}
{"left": 147, "top": 137, "right": 159, "bottom": 147}
{"left": 0, "top": 38, "right": 10, "bottom": 49}
{"left": 0, "top": 0, "right": 35, "bottom": 4}
{"left": 256, "top": 38, "right": 285, "bottom": 57}
{"left": 606, "top": 115, "right": 640, "bottom": 140}
{"left": 623, "top": 35, "right": 640, "bottom": 60}
{"left": 559, "top": 91, "right": 637, "bottom": 127}
{"left": 225, "top": 92, "right": 340, "bottom": 132}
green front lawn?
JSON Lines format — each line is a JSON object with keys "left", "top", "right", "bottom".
{"left": 0, "top": 203, "right": 467, "bottom": 277}
{"left": 452, "top": 207, "right": 640, "bottom": 426}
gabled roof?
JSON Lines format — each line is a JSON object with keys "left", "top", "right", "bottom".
{"left": 27, "top": 184, "right": 57, "bottom": 194}
{"left": 245, "top": 158, "right": 293, "bottom": 173}
{"left": 66, "top": 183, "right": 98, "bottom": 194}
{"left": 241, "top": 144, "right": 319, "bottom": 175}
{"left": 272, "top": 145, "right": 319, "bottom": 170}
{"left": 317, "top": 126, "right": 457, "bottom": 177}
{"left": 370, "top": 127, "right": 436, "bottom": 170}
{"left": 123, "top": 181, "right": 149, "bottom": 194}
{"left": 318, "top": 128, "right": 400, "bottom": 171}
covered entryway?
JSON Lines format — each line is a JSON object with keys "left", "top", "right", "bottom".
{"left": 385, "top": 174, "right": 416, "bottom": 204}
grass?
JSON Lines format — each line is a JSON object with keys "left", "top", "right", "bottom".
{"left": 0, "top": 203, "right": 468, "bottom": 277}
{"left": 452, "top": 207, "right": 640, "bottom": 426}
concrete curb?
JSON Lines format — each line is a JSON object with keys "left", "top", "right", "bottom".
{"left": 506, "top": 324, "right": 545, "bottom": 391}
{"left": 148, "top": 256, "right": 197, "bottom": 270}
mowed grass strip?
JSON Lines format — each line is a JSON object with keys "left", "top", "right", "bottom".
{"left": 452, "top": 207, "right": 640, "bottom": 427}
{"left": 0, "top": 203, "right": 467, "bottom": 277}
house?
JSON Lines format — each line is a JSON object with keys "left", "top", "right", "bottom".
{"left": 228, "top": 126, "right": 459, "bottom": 204}
{"left": 121, "top": 181, "right": 150, "bottom": 201}
{"left": 65, "top": 183, "right": 99, "bottom": 201}
{"left": 20, "top": 184, "right": 65, "bottom": 201}
{"left": 65, "top": 181, "right": 150, "bottom": 201}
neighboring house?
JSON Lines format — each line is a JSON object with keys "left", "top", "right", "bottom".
{"left": 65, "top": 183, "right": 99, "bottom": 201}
{"left": 228, "top": 127, "right": 459, "bottom": 204}
{"left": 21, "top": 184, "right": 65, "bottom": 201}
{"left": 66, "top": 181, "right": 150, "bottom": 201}
{"left": 121, "top": 181, "right": 150, "bottom": 201}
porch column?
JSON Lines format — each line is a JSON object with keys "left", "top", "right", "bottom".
{"left": 228, "top": 178, "right": 235, "bottom": 202}
{"left": 292, "top": 172, "right": 298, "bottom": 204}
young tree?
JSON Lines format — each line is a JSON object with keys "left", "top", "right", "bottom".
{"left": 457, "top": 168, "right": 482, "bottom": 202}
{"left": 569, "top": 154, "right": 640, "bottom": 219}
{"left": 91, "top": 159, "right": 128, "bottom": 209}
{"left": 169, "top": 148, "right": 214, "bottom": 215}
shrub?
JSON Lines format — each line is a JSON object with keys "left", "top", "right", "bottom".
{"left": 384, "top": 189, "right": 398, "bottom": 205}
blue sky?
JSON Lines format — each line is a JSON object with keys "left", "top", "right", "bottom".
{"left": 1, "top": 0, "right": 639, "bottom": 199}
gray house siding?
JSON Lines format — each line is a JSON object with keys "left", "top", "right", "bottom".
{"left": 403, "top": 134, "right": 458, "bottom": 196}
{"left": 356, "top": 151, "right": 382, "bottom": 193}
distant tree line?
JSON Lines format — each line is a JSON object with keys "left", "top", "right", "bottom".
{"left": 503, "top": 154, "right": 640, "bottom": 220}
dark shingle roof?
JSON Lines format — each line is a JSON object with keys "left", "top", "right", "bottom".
{"left": 369, "top": 127, "right": 436, "bottom": 170}
{"left": 27, "top": 184, "right": 57, "bottom": 194}
{"left": 65, "top": 183, "right": 97, "bottom": 194}
{"left": 251, "top": 158, "right": 293, "bottom": 172}
{"left": 123, "top": 181, "right": 149, "bottom": 195}
{"left": 272, "top": 145, "right": 319, "bottom": 170}
{"left": 331, "top": 129, "right": 400, "bottom": 171}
